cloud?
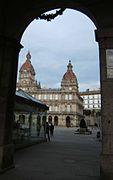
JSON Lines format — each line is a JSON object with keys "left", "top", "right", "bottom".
{"left": 18, "top": 9, "right": 100, "bottom": 92}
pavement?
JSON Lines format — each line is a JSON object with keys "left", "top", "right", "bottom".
{"left": 0, "top": 127, "right": 101, "bottom": 180}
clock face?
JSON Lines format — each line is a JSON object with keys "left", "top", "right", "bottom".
{"left": 69, "top": 87, "right": 72, "bottom": 90}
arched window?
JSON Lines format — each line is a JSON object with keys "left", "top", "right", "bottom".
{"left": 54, "top": 116, "right": 58, "bottom": 126}
{"left": 48, "top": 116, "right": 52, "bottom": 123}
{"left": 19, "top": 114, "right": 25, "bottom": 124}
{"left": 66, "top": 116, "right": 71, "bottom": 127}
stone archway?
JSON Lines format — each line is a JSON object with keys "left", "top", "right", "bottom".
{"left": 66, "top": 116, "right": 71, "bottom": 127}
{"left": 54, "top": 116, "right": 58, "bottom": 126}
{"left": 0, "top": 1, "right": 113, "bottom": 179}
{"left": 19, "top": 114, "right": 25, "bottom": 124}
{"left": 48, "top": 116, "right": 52, "bottom": 124}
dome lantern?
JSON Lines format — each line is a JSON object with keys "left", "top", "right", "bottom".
{"left": 26, "top": 51, "right": 31, "bottom": 63}
{"left": 61, "top": 61, "right": 78, "bottom": 91}
{"left": 67, "top": 60, "right": 73, "bottom": 71}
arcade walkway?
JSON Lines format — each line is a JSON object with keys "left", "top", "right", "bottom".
{"left": 0, "top": 127, "right": 101, "bottom": 180}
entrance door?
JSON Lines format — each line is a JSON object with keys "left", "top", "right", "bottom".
{"left": 48, "top": 116, "right": 52, "bottom": 124}
{"left": 54, "top": 116, "right": 58, "bottom": 126}
{"left": 66, "top": 116, "right": 71, "bottom": 127}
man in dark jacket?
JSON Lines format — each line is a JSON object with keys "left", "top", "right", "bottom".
{"left": 45, "top": 122, "right": 50, "bottom": 141}
{"left": 49, "top": 123, "right": 54, "bottom": 137}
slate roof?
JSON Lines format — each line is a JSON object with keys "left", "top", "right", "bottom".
{"left": 15, "top": 89, "right": 49, "bottom": 112}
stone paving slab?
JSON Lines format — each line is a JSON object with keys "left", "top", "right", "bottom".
{"left": 0, "top": 127, "right": 101, "bottom": 180}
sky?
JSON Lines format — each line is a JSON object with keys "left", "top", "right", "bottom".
{"left": 18, "top": 8, "right": 100, "bottom": 92}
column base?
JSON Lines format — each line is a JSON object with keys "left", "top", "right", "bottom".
{"left": 0, "top": 143, "right": 15, "bottom": 174}
{"left": 100, "top": 154, "right": 113, "bottom": 180}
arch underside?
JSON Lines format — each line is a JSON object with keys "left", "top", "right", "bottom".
{"left": 1, "top": 1, "right": 113, "bottom": 42}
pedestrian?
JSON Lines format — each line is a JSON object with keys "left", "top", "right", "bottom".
{"left": 49, "top": 123, "right": 54, "bottom": 137}
{"left": 96, "top": 131, "right": 100, "bottom": 138}
{"left": 45, "top": 122, "right": 50, "bottom": 141}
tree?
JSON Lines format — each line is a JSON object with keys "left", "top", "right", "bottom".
{"left": 83, "top": 109, "right": 91, "bottom": 116}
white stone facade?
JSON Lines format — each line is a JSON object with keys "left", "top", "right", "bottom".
{"left": 80, "top": 89, "right": 101, "bottom": 127}
{"left": 17, "top": 52, "right": 83, "bottom": 127}
{"left": 80, "top": 89, "right": 101, "bottom": 110}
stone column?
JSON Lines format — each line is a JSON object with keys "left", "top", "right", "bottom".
{"left": 95, "top": 28, "right": 113, "bottom": 180}
{"left": 28, "top": 112, "right": 32, "bottom": 136}
{"left": 0, "top": 35, "right": 22, "bottom": 173}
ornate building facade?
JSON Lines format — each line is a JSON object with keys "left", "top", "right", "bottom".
{"left": 16, "top": 52, "right": 83, "bottom": 127}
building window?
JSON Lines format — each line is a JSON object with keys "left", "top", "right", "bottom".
{"left": 85, "top": 105, "right": 88, "bottom": 108}
{"left": 38, "top": 94, "right": 41, "bottom": 100}
{"left": 89, "top": 104, "right": 93, "bottom": 108}
{"left": 89, "top": 95, "right": 93, "bottom": 99}
{"left": 89, "top": 100, "right": 93, "bottom": 104}
{"left": 84, "top": 100, "right": 88, "bottom": 104}
{"left": 67, "top": 105, "right": 71, "bottom": 112}
{"left": 65, "top": 94, "right": 68, "bottom": 100}
{"left": 69, "top": 94, "right": 72, "bottom": 100}
{"left": 50, "top": 94, "right": 52, "bottom": 100}
{"left": 94, "top": 94, "right": 98, "bottom": 99}
{"left": 44, "top": 94, "right": 47, "bottom": 100}
{"left": 94, "top": 104, "right": 98, "bottom": 108}
{"left": 84, "top": 96, "right": 88, "bottom": 99}
{"left": 55, "top": 94, "right": 58, "bottom": 100}
{"left": 55, "top": 106, "right": 58, "bottom": 111}
{"left": 58, "top": 94, "right": 61, "bottom": 100}
{"left": 94, "top": 99, "right": 98, "bottom": 103}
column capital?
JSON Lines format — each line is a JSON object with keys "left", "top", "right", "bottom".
{"left": 0, "top": 35, "right": 23, "bottom": 52}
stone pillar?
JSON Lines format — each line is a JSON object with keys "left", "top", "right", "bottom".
{"left": 0, "top": 35, "right": 22, "bottom": 173}
{"left": 28, "top": 113, "right": 32, "bottom": 136}
{"left": 95, "top": 28, "right": 113, "bottom": 180}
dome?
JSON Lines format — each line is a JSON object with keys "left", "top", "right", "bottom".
{"left": 62, "top": 60, "right": 77, "bottom": 83}
{"left": 20, "top": 51, "right": 35, "bottom": 75}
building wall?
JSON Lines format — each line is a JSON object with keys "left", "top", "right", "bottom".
{"left": 80, "top": 89, "right": 101, "bottom": 109}
{"left": 80, "top": 89, "right": 101, "bottom": 127}
{"left": 17, "top": 56, "right": 101, "bottom": 127}
{"left": 17, "top": 53, "right": 83, "bottom": 127}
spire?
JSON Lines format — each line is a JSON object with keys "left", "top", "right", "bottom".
{"left": 26, "top": 51, "right": 31, "bottom": 63}
{"left": 67, "top": 60, "right": 73, "bottom": 71}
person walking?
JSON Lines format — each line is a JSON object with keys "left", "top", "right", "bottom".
{"left": 45, "top": 122, "right": 50, "bottom": 141}
{"left": 49, "top": 123, "right": 54, "bottom": 137}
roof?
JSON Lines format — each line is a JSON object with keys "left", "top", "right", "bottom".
{"left": 19, "top": 51, "right": 35, "bottom": 75}
{"left": 80, "top": 89, "right": 101, "bottom": 95}
{"left": 63, "top": 70, "right": 76, "bottom": 81}
{"left": 62, "top": 61, "right": 78, "bottom": 83}
{"left": 15, "top": 89, "right": 49, "bottom": 112}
